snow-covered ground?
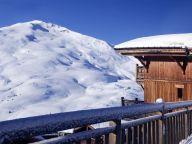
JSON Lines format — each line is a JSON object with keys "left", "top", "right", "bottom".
{"left": 115, "top": 33, "right": 192, "bottom": 48}
{"left": 0, "top": 20, "right": 143, "bottom": 121}
{"left": 180, "top": 134, "right": 192, "bottom": 144}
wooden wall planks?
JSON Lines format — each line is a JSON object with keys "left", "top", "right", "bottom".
{"left": 144, "top": 59, "right": 192, "bottom": 103}
{"left": 144, "top": 80, "right": 192, "bottom": 103}
{"left": 145, "top": 61, "right": 192, "bottom": 81}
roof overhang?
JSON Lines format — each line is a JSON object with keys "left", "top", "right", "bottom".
{"left": 115, "top": 47, "right": 191, "bottom": 57}
{"left": 115, "top": 47, "right": 192, "bottom": 74}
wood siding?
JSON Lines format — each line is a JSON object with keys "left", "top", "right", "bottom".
{"left": 145, "top": 61, "right": 192, "bottom": 81}
{"left": 144, "top": 61, "right": 192, "bottom": 103}
{"left": 144, "top": 80, "right": 192, "bottom": 103}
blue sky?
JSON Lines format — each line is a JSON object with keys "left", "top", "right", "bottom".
{"left": 0, "top": 0, "right": 192, "bottom": 45}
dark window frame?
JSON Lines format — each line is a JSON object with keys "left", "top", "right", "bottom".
{"left": 177, "top": 88, "right": 183, "bottom": 99}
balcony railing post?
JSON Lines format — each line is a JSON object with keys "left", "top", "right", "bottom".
{"left": 161, "top": 103, "right": 167, "bottom": 144}
{"left": 114, "top": 120, "right": 122, "bottom": 144}
{"left": 121, "top": 97, "right": 125, "bottom": 106}
{"left": 185, "top": 107, "right": 189, "bottom": 138}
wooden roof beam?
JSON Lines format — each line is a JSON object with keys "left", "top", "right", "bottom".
{"left": 115, "top": 47, "right": 188, "bottom": 57}
{"left": 170, "top": 56, "right": 188, "bottom": 75}
{"left": 135, "top": 56, "right": 150, "bottom": 72}
{"left": 121, "top": 53, "right": 187, "bottom": 56}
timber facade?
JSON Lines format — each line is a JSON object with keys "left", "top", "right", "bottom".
{"left": 116, "top": 47, "right": 192, "bottom": 103}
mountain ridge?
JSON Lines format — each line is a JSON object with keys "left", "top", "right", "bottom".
{"left": 0, "top": 20, "right": 143, "bottom": 121}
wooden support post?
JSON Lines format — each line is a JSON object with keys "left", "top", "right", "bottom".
{"left": 143, "top": 123, "right": 147, "bottom": 144}
{"left": 135, "top": 56, "right": 150, "bottom": 73}
{"left": 161, "top": 103, "right": 167, "bottom": 144}
{"left": 121, "top": 129, "right": 126, "bottom": 144}
{"left": 95, "top": 136, "right": 101, "bottom": 144}
{"left": 156, "top": 120, "right": 159, "bottom": 144}
{"left": 114, "top": 120, "right": 122, "bottom": 144}
{"left": 87, "top": 138, "right": 92, "bottom": 144}
{"left": 121, "top": 97, "right": 125, "bottom": 106}
{"left": 104, "top": 134, "right": 109, "bottom": 144}
{"left": 185, "top": 107, "right": 189, "bottom": 138}
{"left": 136, "top": 64, "right": 138, "bottom": 81}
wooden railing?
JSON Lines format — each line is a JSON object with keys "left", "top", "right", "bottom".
{"left": 121, "top": 97, "right": 144, "bottom": 106}
{"left": 136, "top": 64, "right": 145, "bottom": 89}
{"left": 0, "top": 101, "right": 192, "bottom": 144}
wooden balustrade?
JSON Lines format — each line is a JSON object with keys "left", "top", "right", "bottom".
{"left": 1, "top": 101, "right": 192, "bottom": 144}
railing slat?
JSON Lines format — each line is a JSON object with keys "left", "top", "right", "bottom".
{"left": 175, "top": 116, "right": 179, "bottom": 144}
{"left": 138, "top": 125, "right": 142, "bottom": 144}
{"left": 104, "top": 134, "right": 109, "bottom": 144}
{"left": 172, "top": 116, "right": 175, "bottom": 144}
{"left": 133, "top": 126, "right": 137, "bottom": 144}
{"left": 147, "top": 122, "right": 151, "bottom": 144}
{"left": 122, "top": 129, "right": 126, "bottom": 144}
{"left": 143, "top": 123, "right": 147, "bottom": 144}
{"left": 87, "top": 138, "right": 92, "bottom": 144}
{"left": 164, "top": 118, "right": 168, "bottom": 144}
{"left": 127, "top": 128, "right": 132, "bottom": 144}
{"left": 190, "top": 111, "right": 192, "bottom": 134}
{"left": 156, "top": 120, "right": 159, "bottom": 144}
{"left": 178, "top": 114, "right": 181, "bottom": 142}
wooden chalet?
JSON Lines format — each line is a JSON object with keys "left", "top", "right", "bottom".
{"left": 115, "top": 34, "right": 192, "bottom": 103}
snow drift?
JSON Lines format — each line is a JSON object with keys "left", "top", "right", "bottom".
{"left": 0, "top": 20, "right": 143, "bottom": 121}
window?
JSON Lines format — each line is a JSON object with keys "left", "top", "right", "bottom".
{"left": 175, "top": 84, "right": 184, "bottom": 99}
{"left": 177, "top": 88, "right": 183, "bottom": 99}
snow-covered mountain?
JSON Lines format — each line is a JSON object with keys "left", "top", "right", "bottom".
{"left": 0, "top": 20, "right": 143, "bottom": 121}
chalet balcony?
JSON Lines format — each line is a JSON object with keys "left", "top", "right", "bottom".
{"left": 136, "top": 64, "right": 145, "bottom": 88}
{"left": 1, "top": 101, "right": 192, "bottom": 144}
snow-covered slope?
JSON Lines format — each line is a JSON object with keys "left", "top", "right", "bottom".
{"left": 115, "top": 33, "right": 192, "bottom": 48}
{"left": 0, "top": 20, "right": 143, "bottom": 121}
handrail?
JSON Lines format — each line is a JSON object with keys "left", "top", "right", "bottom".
{"left": 0, "top": 101, "right": 192, "bottom": 143}
{"left": 32, "top": 127, "right": 116, "bottom": 144}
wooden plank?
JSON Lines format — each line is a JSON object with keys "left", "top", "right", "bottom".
{"left": 190, "top": 111, "right": 192, "bottom": 134}
{"left": 148, "top": 122, "right": 151, "bottom": 144}
{"left": 172, "top": 116, "right": 176, "bottom": 144}
{"left": 168, "top": 117, "right": 171, "bottom": 144}
{"left": 143, "top": 60, "right": 192, "bottom": 103}
{"left": 143, "top": 123, "right": 147, "bottom": 144}
{"left": 104, "top": 134, "right": 109, "bottom": 144}
{"left": 133, "top": 126, "right": 138, "bottom": 144}
{"left": 164, "top": 118, "right": 169, "bottom": 144}
{"left": 95, "top": 137, "right": 101, "bottom": 144}
{"left": 179, "top": 114, "right": 182, "bottom": 141}
{"left": 87, "top": 138, "right": 92, "bottom": 144}
{"left": 138, "top": 125, "right": 143, "bottom": 144}
{"left": 127, "top": 128, "right": 132, "bottom": 144}
{"left": 155, "top": 120, "right": 159, "bottom": 144}
{"left": 121, "top": 53, "right": 187, "bottom": 56}
{"left": 122, "top": 129, "right": 126, "bottom": 144}
{"left": 176, "top": 115, "right": 179, "bottom": 144}
{"left": 115, "top": 120, "right": 122, "bottom": 144}
{"left": 151, "top": 121, "right": 155, "bottom": 144}
{"left": 182, "top": 113, "right": 186, "bottom": 139}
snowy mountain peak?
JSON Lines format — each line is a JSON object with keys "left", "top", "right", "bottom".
{"left": 29, "top": 20, "right": 44, "bottom": 24}
{"left": 0, "top": 21, "right": 143, "bottom": 121}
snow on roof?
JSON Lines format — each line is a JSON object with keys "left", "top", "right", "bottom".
{"left": 115, "top": 33, "right": 192, "bottom": 49}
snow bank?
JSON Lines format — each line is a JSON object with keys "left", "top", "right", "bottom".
{"left": 180, "top": 134, "right": 192, "bottom": 144}
{"left": 0, "top": 20, "right": 143, "bottom": 121}
{"left": 115, "top": 33, "right": 192, "bottom": 49}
